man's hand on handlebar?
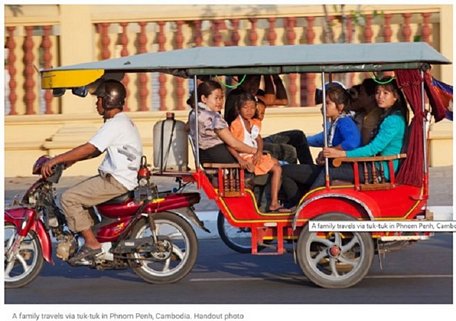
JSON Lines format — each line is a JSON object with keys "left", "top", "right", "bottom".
{"left": 41, "top": 158, "right": 60, "bottom": 178}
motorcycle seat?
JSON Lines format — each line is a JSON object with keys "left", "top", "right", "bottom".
{"left": 100, "top": 191, "right": 134, "bottom": 205}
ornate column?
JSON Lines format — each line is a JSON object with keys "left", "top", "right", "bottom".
{"left": 137, "top": 21, "right": 149, "bottom": 111}
{"left": 285, "top": 17, "right": 298, "bottom": 107}
{"left": 383, "top": 14, "right": 393, "bottom": 42}
{"left": 421, "top": 12, "right": 432, "bottom": 44}
{"left": 248, "top": 18, "right": 258, "bottom": 46}
{"left": 157, "top": 21, "right": 167, "bottom": 111}
{"left": 6, "top": 26, "right": 17, "bottom": 115}
{"left": 175, "top": 20, "right": 185, "bottom": 110}
{"left": 119, "top": 22, "right": 130, "bottom": 111}
{"left": 267, "top": 17, "right": 277, "bottom": 45}
{"left": 363, "top": 14, "right": 373, "bottom": 43}
{"left": 211, "top": 19, "right": 223, "bottom": 46}
{"left": 23, "top": 26, "right": 36, "bottom": 115}
{"left": 345, "top": 15, "right": 353, "bottom": 43}
{"left": 301, "top": 17, "right": 316, "bottom": 106}
{"left": 99, "top": 23, "right": 111, "bottom": 60}
{"left": 401, "top": 13, "right": 412, "bottom": 42}
{"left": 193, "top": 20, "right": 203, "bottom": 47}
{"left": 227, "top": 19, "right": 240, "bottom": 46}
{"left": 345, "top": 15, "right": 355, "bottom": 87}
{"left": 41, "top": 25, "right": 53, "bottom": 114}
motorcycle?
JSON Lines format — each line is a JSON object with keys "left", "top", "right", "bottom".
{"left": 4, "top": 155, "right": 205, "bottom": 288}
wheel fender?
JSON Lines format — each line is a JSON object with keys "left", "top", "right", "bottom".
{"left": 5, "top": 208, "right": 54, "bottom": 264}
{"left": 292, "top": 190, "right": 381, "bottom": 230}
{"left": 166, "top": 208, "right": 209, "bottom": 233}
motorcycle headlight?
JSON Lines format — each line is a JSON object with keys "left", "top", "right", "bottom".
{"left": 21, "top": 216, "right": 29, "bottom": 230}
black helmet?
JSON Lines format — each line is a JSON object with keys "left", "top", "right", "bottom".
{"left": 94, "top": 79, "right": 126, "bottom": 109}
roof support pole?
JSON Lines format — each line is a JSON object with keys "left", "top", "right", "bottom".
{"left": 321, "top": 71, "right": 330, "bottom": 189}
{"left": 421, "top": 69, "right": 428, "bottom": 175}
{"left": 193, "top": 75, "right": 200, "bottom": 169}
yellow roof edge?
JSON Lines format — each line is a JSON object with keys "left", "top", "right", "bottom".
{"left": 41, "top": 69, "right": 105, "bottom": 89}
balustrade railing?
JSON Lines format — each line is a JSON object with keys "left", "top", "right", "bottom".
{"left": 5, "top": 24, "right": 60, "bottom": 115}
{"left": 4, "top": 9, "right": 440, "bottom": 115}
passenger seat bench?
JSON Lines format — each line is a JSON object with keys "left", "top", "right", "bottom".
{"left": 202, "top": 163, "right": 269, "bottom": 197}
{"left": 332, "top": 153, "right": 407, "bottom": 190}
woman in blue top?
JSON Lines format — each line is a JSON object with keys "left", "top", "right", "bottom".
{"left": 281, "top": 83, "right": 361, "bottom": 205}
{"left": 308, "top": 82, "right": 361, "bottom": 163}
{"left": 311, "top": 76, "right": 408, "bottom": 188}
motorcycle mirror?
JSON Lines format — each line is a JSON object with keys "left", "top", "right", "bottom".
{"left": 52, "top": 88, "right": 66, "bottom": 97}
{"left": 72, "top": 86, "right": 88, "bottom": 97}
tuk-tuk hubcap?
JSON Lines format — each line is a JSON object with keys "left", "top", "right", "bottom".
{"left": 329, "top": 245, "right": 341, "bottom": 257}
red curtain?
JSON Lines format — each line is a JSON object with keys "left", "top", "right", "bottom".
{"left": 423, "top": 71, "right": 447, "bottom": 122}
{"left": 395, "top": 69, "right": 424, "bottom": 187}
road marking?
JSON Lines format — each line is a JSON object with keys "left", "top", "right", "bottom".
{"left": 366, "top": 274, "right": 452, "bottom": 279}
{"left": 189, "top": 274, "right": 452, "bottom": 282}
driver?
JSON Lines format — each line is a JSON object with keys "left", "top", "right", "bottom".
{"left": 41, "top": 79, "right": 142, "bottom": 263}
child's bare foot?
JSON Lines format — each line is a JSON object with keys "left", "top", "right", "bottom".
{"left": 268, "top": 205, "right": 293, "bottom": 213}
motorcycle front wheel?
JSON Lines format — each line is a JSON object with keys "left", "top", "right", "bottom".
{"left": 4, "top": 223, "right": 44, "bottom": 288}
{"left": 129, "top": 212, "right": 198, "bottom": 284}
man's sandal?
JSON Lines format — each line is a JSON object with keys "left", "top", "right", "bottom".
{"left": 68, "top": 245, "right": 102, "bottom": 264}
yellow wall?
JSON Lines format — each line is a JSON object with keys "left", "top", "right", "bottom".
{"left": 4, "top": 4, "right": 453, "bottom": 176}
{"left": 4, "top": 107, "right": 452, "bottom": 177}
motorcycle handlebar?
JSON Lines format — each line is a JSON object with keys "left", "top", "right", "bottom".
{"left": 32, "top": 156, "right": 64, "bottom": 184}
{"left": 46, "top": 164, "right": 64, "bottom": 184}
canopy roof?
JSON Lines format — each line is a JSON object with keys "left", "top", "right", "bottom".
{"left": 41, "top": 42, "right": 451, "bottom": 89}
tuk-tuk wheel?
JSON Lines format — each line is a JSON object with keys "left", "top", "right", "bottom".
{"left": 217, "top": 211, "right": 265, "bottom": 253}
{"left": 297, "top": 213, "right": 374, "bottom": 289}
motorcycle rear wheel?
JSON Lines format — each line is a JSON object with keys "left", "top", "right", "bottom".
{"left": 129, "top": 212, "right": 198, "bottom": 284}
{"left": 4, "top": 223, "right": 44, "bottom": 288}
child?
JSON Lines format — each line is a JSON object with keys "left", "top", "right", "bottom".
{"left": 229, "top": 92, "right": 291, "bottom": 213}
{"left": 189, "top": 80, "right": 257, "bottom": 164}
{"left": 308, "top": 82, "right": 361, "bottom": 165}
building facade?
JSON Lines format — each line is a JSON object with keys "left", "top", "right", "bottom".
{"left": 4, "top": 4, "right": 453, "bottom": 176}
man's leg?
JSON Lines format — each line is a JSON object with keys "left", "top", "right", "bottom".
{"left": 61, "top": 175, "right": 128, "bottom": 249}
{"left": 278, "top": 130, "right": 314, "bottom": 165}
{"left": 281, "top": 164, "right": 319, "bottom": 206}
{"left": 263, "top": 133, "right": 289, "bottom": 145}
{"left": 263, "top": 142, "right": 297, "bottom": 164}
{"left": 310, "top": 163, "right": 355, "bottom": 189}
{"left": 279, "top": 143, "right": 298, "bottom": 164}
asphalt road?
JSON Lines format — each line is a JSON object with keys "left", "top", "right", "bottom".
{"left": 3, "top": 166, "right": 453, "bottom": 320}
{"left": 5, "top": 234, "right": 452, "bottom": 305}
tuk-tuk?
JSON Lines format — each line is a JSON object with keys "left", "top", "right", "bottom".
{"left": 39, "top": 42, "right": 451, "bottom": 288}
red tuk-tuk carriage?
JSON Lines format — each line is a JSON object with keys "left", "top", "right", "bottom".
{"left": 34, "top": 42, "right": 451, "bottom": 288}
